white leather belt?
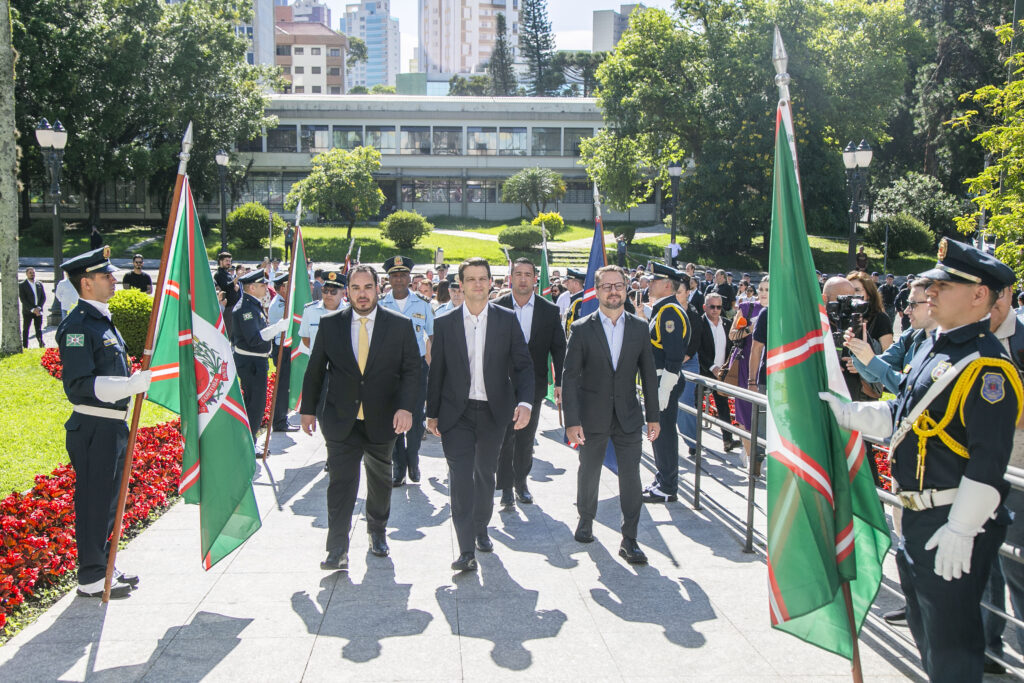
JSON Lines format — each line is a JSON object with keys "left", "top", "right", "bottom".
{"left": 233, "top": 347, "right": 270, "bottom": 358}
{"left": 897, "top": 488, "right": 957, "bottom": 512}
{"left": 73, "top": 404, "right": 129, "bottom": 421}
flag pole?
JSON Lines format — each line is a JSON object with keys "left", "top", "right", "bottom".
{"left": 102, "top": 122, "right": 193, "bottom": 603}
{"left": 842, "top": 582, "right": 865, "bottom": 683}
{"left": 262, "top": 207, "right": 302, "bottom": 460}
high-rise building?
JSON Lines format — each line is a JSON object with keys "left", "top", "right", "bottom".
{"left": 592, "top": 3, "right": 644, "bottom": 53}
{"left": 340, "top": 1, "right": 401, "bottom": 89}
{"left": 291, "top": 0, "right": 331, "bottom": 27}
{"left": 275, "top": 20, "right": 348, "bottom": 96}
{"left": 418, "top": 0, "right": 519, "bottom": 81}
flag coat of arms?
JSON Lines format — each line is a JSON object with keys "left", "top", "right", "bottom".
{"left": 765, "top": 69, "right": 890, "bottom": 658}
{"left": 148, "top": 177, "right": 262, "bottom": 570}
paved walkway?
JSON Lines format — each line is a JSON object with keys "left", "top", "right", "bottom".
{"left": 0, "top": 399, "right": 952, "bottom": 682}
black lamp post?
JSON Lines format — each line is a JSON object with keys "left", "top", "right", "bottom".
{"left": 216, "top": 150, "right": 229, "bottom": 252}
{"left": 35, "top": 118, "right": 68, "bottom": 326}
{"left": 843, "top": 139, "right": 872, "bottom": 271}
{"left": 668, "top": 159, "right": 682, "bottom": 256}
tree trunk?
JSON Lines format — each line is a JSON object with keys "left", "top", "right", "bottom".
{"left": 19, "top": 182, "right": 30, "bottom": 233}
{"left": 87, "top": 182, "right": 102, "bottom": 228}
{"left": 0, "top": 0, "right": 22, "bottom": 354}
{"left": 346, "top": 219, "right": 354, "bottom": 241}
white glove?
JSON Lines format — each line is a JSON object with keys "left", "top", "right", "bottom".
{"left": 94, "top": 370, "right": 152, "bottom": 403}
{"left": 818, "top": 392, "right": 892, "bottom": 438}
{"left": 259, "top": 319, "right": 288, "bottom": 341}
{"left": 657, "top": 370, "right": 677, "bottom": 412}
{"left": 924, "top": 477, "right": 1000, "bottom": 581}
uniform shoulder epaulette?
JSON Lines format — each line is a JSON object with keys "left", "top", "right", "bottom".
{"left": 303, "top": 300, "right": 318, "bottom": 308}
{"left": 414, "top": 292, "right": 430, "bottom": 303}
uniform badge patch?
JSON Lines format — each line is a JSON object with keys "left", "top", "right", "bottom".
{"left": 930, "top": 361, "right": 952, "bottom": 382}
{"left": 243, "top": 312, "right": 253, "bottom": 321}
{"left": 665, "top": 320, "right": 675, "bottom": 333}
{"left": 981, "top": 373, "right": 1006, "bottom": 404}
{"left": 66, "top": 333, "right": 84, "bottom": 347}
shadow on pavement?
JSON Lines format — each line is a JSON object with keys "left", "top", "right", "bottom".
{"left": 388, "top": 483, "right": 450, "bottom": 542}
{"left": 492, "top": 503, "right": 579, "bottom": 569}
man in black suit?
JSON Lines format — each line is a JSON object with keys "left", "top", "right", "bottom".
{"left": 563, "top": 265, "right": 660, "bottom": 564}
{"left": 426, "top": 257, "right": 534, "bottom": 572}
{"left": 19, "top": 267, "right": 46, "bottom": 348}
{"left": 494, "top": 257, "right": 567, "bottom": 510}
{"left": 695, "top": 292, "right": 736, "bottom": 451}
{"left": 300, "top": 265, "right": 422, "bottom": 571}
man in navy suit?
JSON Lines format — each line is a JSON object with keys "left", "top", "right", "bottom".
{"left": 426, "top": 257, "right": 534, "bottom": 572}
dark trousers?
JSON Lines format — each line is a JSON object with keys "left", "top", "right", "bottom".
{"left": 272, "top": 343, "right": 291, "bottom": 430}
{"left": 576, "top": 412, "right": 642, "bottom": 539}
{"left": 22, "top": 311, "right": 43, "bottom": 347}
{"left": 393, "top": 357, "right": 428, "bottom": 478}
{"left": 65, "top": 414, "right": 128, "bottom": 584}
{"left": 652, "top": 378, "right": 684, "bottom": 494}
{"left": 284, "top": 242, "right": 292, "bottom": 262}
{"left": 897, "top": 508, "right": 1006, "bottom": 683}
{"left": 235, "top": 354, "right": 268, "bottom": 439}
{"left": 441, "top": 400, "right": 507, "bottom": 554}
{"left": 999, "top": 489, "right": 1024, "bottom": 653}
{"left": 322, "top": 419, "right": 396, "bottom": 554}
{"left": 496, "top": 388, "right": 544, "bottom": 492}
{"left": 708, "top": 385, "right": 734, "bottom": 446}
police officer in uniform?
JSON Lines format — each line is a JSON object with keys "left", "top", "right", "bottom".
{"left": 233, "top": 270, "right": 287, "bottom": 452}
{"left": 378, "top": 255, "right": 434, "bottom": 485}
{"left": 299, "top": 271, "right": 347, "bottom": 351}
{"left": 822, "top": 238, "right": 1022, "bottom": 683}
{"left": 268, "top": 272, "right": 298, "bottom": 433}
{"left": 641, "top": 263, "right": 696, "bottom": 503}
{"left": 57, "top": 246, "right": 151, "bottom": 598}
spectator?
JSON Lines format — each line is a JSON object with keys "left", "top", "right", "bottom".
{"left": 311, "top": 269, "right": 324, "bottom": 302}
{"left": 284, "top": 224, "right": 294, "bottom": 261}
{"left": 687, "top": 275, "right": 704, "bottom": 316}
{"left": 702, "top": 269, "right": 715, "bottom": 293}
{"left": 709, "top": 269, "right": 736, "bottom": 316}
{"left": 894, "top": 274, "right": 914, "bottom": 333}
{"left": 846, "top": 270, "right": 894, "bottom": 350}
{"left": 122, "top": 254, "right": 153, "bottom": 293}
{"left": 729, "top": 286, "right": 765, "bottom": 467}
{"left": 19, "top": 267, "right": 45, "bottom": 348}
{"left": 746, "top": 276, "right": 770, "bottom": 477}
{"left": 879, "top": 273, "right": 898, "bottom": 322}
{"left": 696, "top": 292, "right": 735, "bottom": 452}
{"left": 89, "top": 224, "right": 103, "bottom": 249}
{"left": 616, "top": 234, "right": 628, "bottom": 266}
{"left": 855, "top": 246, "right": 868, "bottom": 272}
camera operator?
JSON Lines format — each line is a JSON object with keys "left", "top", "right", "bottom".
{"left": 847, "top": 271, "right": 894, "bottom": 351}
{"left": 844, "top": 279, "right": 936, "bottom": 395}
{"left": 823, "top": 277, "right": 873, "bottom": 401}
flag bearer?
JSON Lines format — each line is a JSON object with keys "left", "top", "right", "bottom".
{"left": 233, "top": 270, "right": 286, "bottom": 451}
{"left": 57, "top": 246, "right": 151, "bottom": 598}
{"left": 268, "top": 272, "right": 297, "bottom": 433}
{"left": 822, "top": 238, "right": 1022, "bottom": 683}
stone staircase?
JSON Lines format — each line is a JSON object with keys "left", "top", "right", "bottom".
{"left": 547, "top": 246, "right": 589, "bottom": 267}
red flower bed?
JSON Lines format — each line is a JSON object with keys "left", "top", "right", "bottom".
{"left": 40, "top": 347, "right": 141, "bottom": 381}
{"left": 0, "top": 351, "right": 186, "bottom": 632}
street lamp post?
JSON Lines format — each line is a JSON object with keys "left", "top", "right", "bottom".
{"left": 667, "top": 160, "right": 682, "bottom": 264}
{"left": 216, "top": 150, "right": 229, "bottom": 253}
{"left": 843, "top": 139, "right": 872, "bottom": 271}
{"left": 35, "top": 118, "right": 69, "bottom": 326}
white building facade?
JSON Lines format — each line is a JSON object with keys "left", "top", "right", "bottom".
{"left": 418, "top": 0, "right": 519, "bottom": 85}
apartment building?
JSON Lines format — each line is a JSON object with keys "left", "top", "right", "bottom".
{"left": 275, "top": 21, "right": 348, "bottom": 95}
{"left": 592, "top": 3, "right": 645, "bottom": 53}
{"left": 418, "top": 0, "right": 519, "bottom": 83}
{"left": 340, "top": 1, "right": 401, "bottom": 89}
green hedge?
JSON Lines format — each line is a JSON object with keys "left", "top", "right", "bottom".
{"left": 109, "top": 288, "right": 152, "bottom": 358}
{"left": 863, "top": 213, "right": 935, "bottom": 258}
{"left": 226, "top": 202, "right": 286, "bottom": 250}
{"left": 380, "top": 210, "right": 433, "bottom": 249}
{"left": 531, "top": 211, "right": 566, "bottom": 237}
{"left": 498, "top": 223, "right": 543, "bottom": 250}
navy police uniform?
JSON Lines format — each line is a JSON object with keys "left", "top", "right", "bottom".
{"left": 232, "top": 271, "right": 274, "bottom": 440}
{"left": 56, "top": 247, "right": 145, "bottom": 597}
{"left": 642, "top": 263, "right": 695, "bottom": 500}
{"left": 886, "top": 239, "right": 1023, "bottom": 682}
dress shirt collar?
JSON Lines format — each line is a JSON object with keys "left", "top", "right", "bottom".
{"left": 353, "top": 306, "right": 378, "bottom": 323}
{"left": 598, "top": 309, "right": 622, "bottom": 327}
{"left": 512, "top": 295, "right": 534, "bottom": 312}
{"left": 995, "top": 309, "right": 1017, "bottom": 342}
{"left": 464, "top": 303, "right": 489, "bottom": 323}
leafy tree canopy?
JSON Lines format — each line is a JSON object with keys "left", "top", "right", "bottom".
{"left": 448, "top": 74, "right": 492, "bottom": 96}
{"left": 501, "top": 167, "right": 565, "bottom": 218}
{"left": 285, "top": 146, "right": 385, "bottom": 240}
{"left": 346, "top": 36, "right": 368, "bottom": 69}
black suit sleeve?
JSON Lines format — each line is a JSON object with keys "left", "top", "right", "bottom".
{"left": 300, "top": 314, "right": 330, "bottom": 415}
{"left": 697, "top": 319, "right": 713, "bottom": 375}
{"left": 426, "top": 314, "right": 447, "bottom": 420}
{"left": 561, "top": 321, "right": 585, "bottom": 427}
{"left": 636, "top": 320, "right": 660, "bottom": 421}
{"left": 549, "top": 304, "right": 567, "bottom": 386}
{"left": 508, "top": 314, "right": 534, "bottom": 404}
{"left": 395, "top": 314, "right": 421, "bottom": 413}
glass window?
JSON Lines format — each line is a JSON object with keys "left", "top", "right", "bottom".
{"left": 311, "top": 66, "right": 321, "bottom": 75}
{"left": 311, "top": 86, "right": 322, "bottom": 94}
{"left": 293, "top": 86, "right": 304, "bottom": 93}
{"left": 282, "top": 65, "right": 291, "bottom": 75}
{"left": 294, "top": 47, "right": 304, "bottom": 55}
{"left": 328, "top": 67, "right": 340, "bottom": 76}
{"left": 401, "top": 179, "right": 461, "bottom": 203}
{"left": 365, "top": 125, "right": 396, "bottom": 154}
{"left": 333, "top": 125, "right": 362, "bottom": 149}
{"left": 276, "top": 45, "right": 290, "bottom": 56}
{"left": 563, "top": 128, "right": 592, "bottom": 157}
{"left": 294, "top": 66, "right": 304, "bottom": 74}
{"left": 100, "top": 179, "right": 145, "bottom": 213}
{"left": 532, "top": 127, "right": 561, "bottom": 156}
{"left": 330, "top": 86, "right": 341, "bottom": 94}
{"left": 563, "top": 181, "right": 591, "bottom": 203}
{"left": 329, "top": 48, "right": 341, "bottom": 57}
{"left": 266, "top": 124, "right": 297, "bottom": 153}
{"left": 499, "top": 127, "right": 527, "bottom": 156}
{"left": 311, "top": 47, "right": 322, "bottom": 55}
{"left": 401, "top": 126, "right": 431, "bottom": 155}
{"left": 236, "top": 133, "right": 263, "bottom": 153}
{"left": 432, "top": 126, "right": 462, "bottom": 155}
{"left": 301, "top": 125, "right": 329, "bottom": 152}
{"left": 466, "top": 180, "right": 496, "bottom": 203}
{"left": 467, "top": 126, "right": 496, "bottom": 155}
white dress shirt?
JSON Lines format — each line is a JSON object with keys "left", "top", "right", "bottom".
{"left": 464, "top": 304, "right": 489, "bottom": 400}
{"left": 351, "top": 306, "right": 377, "bottom": 360}
{"left": 512, "top": 295, "right": 535, "bottom": 344}
{"left": 598, "top": 309, "right": 625, "bottom": 371}
{"left": 708, "top": 317, "right": 727, "bottom": 369}
{"left": 556, "top": 290, "right": 572, "bottom": 317}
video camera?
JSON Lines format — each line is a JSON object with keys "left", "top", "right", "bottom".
{"left": 826, "top": 295, "right": 870, "bottom": 349}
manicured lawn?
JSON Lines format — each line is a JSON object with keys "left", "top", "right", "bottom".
{"left": 19, "top": 222, "right": 166, "bottom": 260}
{"left": 0, "top": 349, "right": 176, "bottom": 496}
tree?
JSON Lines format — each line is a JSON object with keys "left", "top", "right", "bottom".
{"left": 552, "top": 51, "right": 606, "bottom": 97}
{"left": 488, "top": 13, "right": 517, "bottom": 96}
{"left": 11, "top": 0, "right": 280, "bottom": 226}
{"left": 285, "top": 146, "right": 385, "bottom": 241}
{"left": 874, "top": 172, "right": 963, "bottom": 238}
{"left": 501, "top": 167, "right": 565, "bottom": 218}
{"left": 346, "top": 35, "right": 368, "bottom": 70}
{"left": 0, "top": 0, "right": 19, "bottom": 354}
{"left": 349, "top": 85, "right": 369, "bottom": 94}
{"left": 448, "top": 74, "right": 492, "bottom": 96}
{"left": 952, "top": 25, "right": 1024, "bottom": 278}
{"left": 369, "top": 84, "right": 396, "bottom": 94}
{"left": 519, "top": 0, "right": 560, "bottom": 96}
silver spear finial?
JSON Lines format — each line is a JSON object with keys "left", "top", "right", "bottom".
{"left": 773, "top": 26, "right": 790, "bottom": 103}
{"left": 178, "top": 121, "right": 193, "bottom": 175}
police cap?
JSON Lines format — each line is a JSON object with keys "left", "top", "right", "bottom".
{"left": 918, "top": 237, "right": 1016, "bottom": 291}
{"left": 61, "top": 245, "right": 117, "bottom": 275}
{"left": 322, "top": 271, "right": 347, "bottom": 288}
{"left": 648, "top": 261, "right": 685, "bottom": 284}
{"left": 567, "top": 268, "right": 586, "bottom": 282}
{"left": 238, "top": 270, "right": 268, "bottom": 286}
{"left": 383, "top": 255, "right": 414, "bottom": 273}
{"left": 272, "top": 272, "right": 289, "bottom": 286}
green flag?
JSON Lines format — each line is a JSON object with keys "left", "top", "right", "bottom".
{"left": 148, "top": 177, "right": 261, "bottom": 570}
{"left": 765, "top": 82, "right": 890, "bottom": 657}
{"left": 539, "top": 228, "right": 555, "bottom": 402}
{"left": 287, "top": 225, "right": 312, "bottom": 411}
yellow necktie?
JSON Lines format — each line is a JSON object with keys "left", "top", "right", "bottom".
{"left": 357, "top": 317, "right": 369, "bottom": 419}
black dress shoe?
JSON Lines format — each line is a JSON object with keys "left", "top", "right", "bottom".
{"left": 320, "top": 551, "right": 349, "bottom": 571}
{"left": 452, "top": 552, "right": 477, "bottom": 572}
{"left": 77, "top": 583, "right": 132, "bottom": 599}
{"left": 574, "top": 522, "right": 594, "bottom": 544}
{"left": 882, "top": 606, "right": 907, "bottom": 626}
{"left": 391, "top": 476, "right": 405, "bottom": 488}
{"left": 475, "top": 533, "right": 494, "bottom": 552}
{"left": 515, "top": 487, "right": 534, "bottom": 504}
{"left": 274, "top": 425, "right": 300, "bottom": 433}
{"left": 619, "top": 538, "right": 648, "bottom": 565}
{"left": 641, "top": 487, "right": 678, "bottom": 504}
{"left": 723, "top": 439, "right": 736, "bottom": 452}
{"left": 408, "top": 466, "right": 420, "bottom": 483}
{"left": 369, "top": 532, "right": 389, "bottom": 557}
{"left": 500, "top": 489, "right": 515, "bottom": 510}
{"left": 984, "top": 659, "right": 1007, "bottom": 675}
{"left": 114, "top": 569, "right": 140, "bottom": 587}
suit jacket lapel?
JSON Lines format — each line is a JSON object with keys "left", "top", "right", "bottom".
{"left": 338, "top": 308, "right": 357, "bottom": 368}
{"left": 362, "top": 308, "right": 387, "bottom": 373}
{"left": 450, "top": 307, "right": 471, "bottom": 379}
{"left": 483, "top": 302, "right": 499, "bottom": 371}
{"left": 591, "top": 313, "right": 614, "bottom": 371}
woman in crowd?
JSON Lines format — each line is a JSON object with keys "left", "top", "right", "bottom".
{"left": 728, "top": 280, "right": 765, "bottom": 468}
{"left": 846, "top": 270, "right": 894, "bottom": 351}
{"left": 745, "top": 277, "right": 770, "bottom": 477}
